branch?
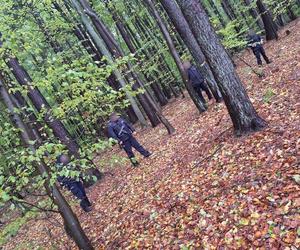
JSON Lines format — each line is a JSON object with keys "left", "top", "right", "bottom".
{"left": 192, "top": 144, "right": 224, "bottom": 169}
{"left": 83, "top": 9, "right": 98, "bottom": 19}
{"left": 15, "top": 199, "right": 59, "bottom": 213}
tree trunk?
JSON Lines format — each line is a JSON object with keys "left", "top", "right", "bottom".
{"left": 70, "top": 0, "right": 149, "bottom": 127}
{"left": 256, "top": 0, "right": 278, "bottom": 40}
{"left": 75, "top": 0, "right": 162, "bottom": 127}
{"left": 243, "top": 0, "right": 264, "bottom": 30}
{"left": 110, "top": 8, "right": 168, "bottom": 106}
{"left": 0, "top": 76, "right": 93, "bottom": 250}
{"left": 206, "top": 0, "right": 227, "bottom": 27}
{"left": 160, "top": 0, "right": 223, "bottom": 102}
{"left": 1, "top": 50, "right": 80, "bottom": 156}
{"left": 144, "top": 0, "right": 207, "bottom": 113}
{"left": 177, "top": 0, "right": 266, "bottom": 135}
{"left": 286, "top": 6, "right": 297, "bottom": 21}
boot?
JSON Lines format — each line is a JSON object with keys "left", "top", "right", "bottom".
{"left": 130, "top": 157, "right": 139, "bottom": 167}
{"left": 80, "top": 197, "right": 92, "bottom": 212}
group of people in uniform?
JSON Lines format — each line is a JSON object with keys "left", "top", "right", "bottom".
{"left": 57, "top": 31, "right": 271, "bottom": 212}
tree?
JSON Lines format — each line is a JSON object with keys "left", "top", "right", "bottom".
{"left": 0, "top": 75, "right": 93, "bottom": 250}
{"left": 176, "top": 0, "right": 266, "bottom": 135}
{"left": 1, "top": 48, "right": 80, "bottom": 157}
{"left": 256, "top": 0, "right": 278, "bottom": 40}
{"left": 160, "top": 0, "right": 223, "bottom": 102}
{"left": 143, "top": 0, "right": 207, "bottom": 113}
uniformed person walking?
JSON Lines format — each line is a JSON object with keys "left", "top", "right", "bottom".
{"left": 183, "top": 61, "right": 213, "bottom": 105}
{"left": 247, "top": 31, "right": 271, "bottom": 66}
{"left": 57, "top": 154, "right": 92, "bottom": 212}
{"left": 108, "top": 113, "right": 151, "bottom": 166}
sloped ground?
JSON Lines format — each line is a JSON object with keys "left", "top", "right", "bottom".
{"left": 2, "top": 20, "right": 300, "bottom": 249}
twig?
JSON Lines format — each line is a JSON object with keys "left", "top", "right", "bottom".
{"left": 235, "top": 54, "right": 265, "bottom": 77}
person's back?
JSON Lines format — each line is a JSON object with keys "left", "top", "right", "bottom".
{"left": 108, "top": 117, "right": 134, "bottom": 143}
{"left": 187, "top": 65, "right": 205, "bottom": 87}
{"left": 108, "top": 113, "right": 151, "bottom": 166}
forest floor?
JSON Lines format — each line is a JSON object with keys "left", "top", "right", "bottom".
{"left": 2, "top": 20, "right": 300, "bottom": 249}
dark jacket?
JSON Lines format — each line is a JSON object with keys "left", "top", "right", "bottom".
{"left": 247, "top": 34, "right": 263, "bottom": 51}
{"left": 187, "top": 65, "right": 205, "bottom": 87}
{"left": 108, "top": 118, "right": 135, "bottom": 142}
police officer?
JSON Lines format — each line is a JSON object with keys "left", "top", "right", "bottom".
{"left": 108, "top": 113, "right": 151, "bottom": 166}
{"left": 247, "top": 30, "right": 271, "bottom": 66}
{"left": 183, "top": 61, "right": 213, "bottom": 105}
{"left": 57, "top": 154, "right": 92, "bottom": 212}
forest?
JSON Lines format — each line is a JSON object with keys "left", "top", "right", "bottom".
{"left": 0, "top": 0, "right": 299, "bottom": 249}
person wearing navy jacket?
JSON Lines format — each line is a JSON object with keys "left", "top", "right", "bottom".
{"left": 108, "top": 113, "right": 151, "bottom": 166}
{"left": 247, "top": 30, "right": 271, "bottom": 66}
{"left": 183, "top": 61, "right": 213, "bottom": 105}
{"left": 56, "top": 154, "right": 92, "bottom": 212}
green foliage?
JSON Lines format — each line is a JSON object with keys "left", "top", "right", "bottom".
{"left": 0, "top": 211, "right": 36, "bottom": 246}
{"left": 263, "top": 88, "right": 276, "bottom": 103}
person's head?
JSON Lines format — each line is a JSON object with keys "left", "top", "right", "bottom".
{"left": 183, "top": 61, "right": 191, "bottom": 70}
{"left": 57, "top": 154, "right": 70, "bottom": 166}
{"left": 110, "top": 112, "right": 120, "bottom": 122}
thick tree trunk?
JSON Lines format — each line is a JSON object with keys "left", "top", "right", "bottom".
{"left": 177, "top": 0, "right": 266, "bottom": 135}
{"left": 144, "top": 0, "right": 207, "bottom": 113}
{"left": 0, "top": 76, "right": 93, "bottom": 250}
{"left": 160, "top": 0, "right": 222, "bottom": 102}
{"left": 256, "top": 0, "right": 278, "bottom": 40}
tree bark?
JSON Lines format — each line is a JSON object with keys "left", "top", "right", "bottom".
{"left": 160, "top": 0, "right": 223, "bottom": 102}
{"left": 75, "top": 0, "right": 162, "bottom": 127}
{"left": 110, "top": 8, "right": 168, "bottom": 106}
{"left": 177, "top": 0, "right": 266, "bottom": 135}
{"left": 0, "top": 48, "right": 80, "bottom": 156}
{"left": 256, "top": 0, "right": 278, "bottom": 40}
{"left": 0, "top": 75, "right": 93, "bottom": 250}
{"left": 70, "top": 0, "right": 149, "bottom": 127}
{"left": 243, "top": 0, "right": 264, "bottom": 30}
{"left": 144, "top": 0, "right": 207, "bottom": 113}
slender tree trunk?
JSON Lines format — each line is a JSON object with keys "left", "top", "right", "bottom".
{"left": 110, "top": 8, "right": 168, "bottom": 106}
{"left": 75, "top": 0, "right": 162, "bottom": 127}
{"left": 0, "top": 49, "right": 80, "bottom": 156}
{"left": 177, "top": 0, "right": 266, "bottom": 135}
{"left": 0, "top": 76, "right": 93, "bottom": 250}
{"left": 256, "top": 0, "right": 278, "bottom": 40}
{"left": 286, "top": 6, "right": 297, "bottom": 21}
{"left": 70, "top": 0, "right": 149, "bottom": 127}
{"left": 144, "top": 0, "right": 207, "bottom": 113}
{"left": 206, "top": 0, "right": 227, "bottom": 27}
{"left": 243, "top": 0, "right": 264, "bottom": 30}
{"left": 160, "top": 0, "right": 222, "bottom": 102}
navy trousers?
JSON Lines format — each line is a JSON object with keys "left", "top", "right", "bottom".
{"left": 194, "top": 84, "right": 213, "bottom": 104}
{"left": 122, "top": 136, "right": 150, "bottom": 159}
{"left": 253, "top": 46, "right": 270, "bottom": 65}
{"left": 69, "top": 181, "right": 91, "bottom": 209}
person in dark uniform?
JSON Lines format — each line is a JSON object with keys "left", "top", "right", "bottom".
{"left": 108, "top": 113, "right": 151, "bottom": 166}
{"left": 183, "top": 61, "right": 213, "bottom": 105}
{"left": 57, "top": 154, "right": 92, "bottom": 212}
{"left": 247, "top": 31, "right": 271, "bottom": 66}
